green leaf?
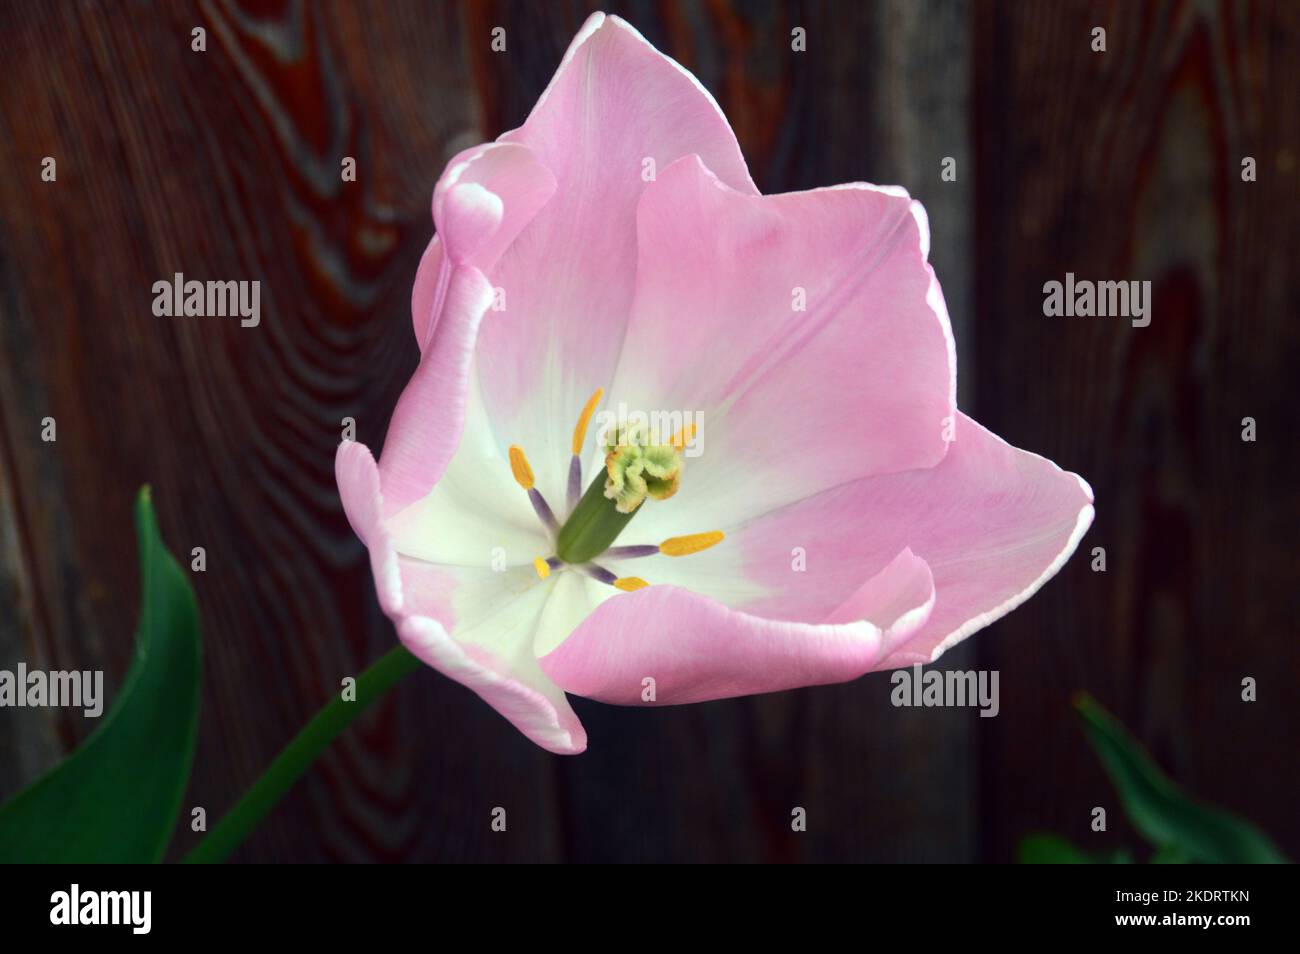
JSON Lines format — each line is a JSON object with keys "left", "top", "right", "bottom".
{"left": 1018, "top": 833, "right": 1097, "bottom": 864}
{"left": 0, "top": 487, "right": 201, "bottom": 862}
{"left": 1017, "top": 833, "right": 1134, "bottom": 864}
{"left": 1073, "top": 692, "right": 1287, "bottom": 864}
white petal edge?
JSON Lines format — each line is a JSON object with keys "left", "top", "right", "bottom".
{"left": 925, "top": 463, "right": 1095, "bottom": 664}
{"left": 399, "top": 615, "right": 587, "bottom": 754}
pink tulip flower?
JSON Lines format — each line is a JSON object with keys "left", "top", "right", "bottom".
{"left": 336, "top": 13, "right": 1094, "bottom": 753}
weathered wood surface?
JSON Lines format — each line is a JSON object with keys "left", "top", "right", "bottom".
{"left": 0, "top": 0, "right": 1294, "bottom": 862}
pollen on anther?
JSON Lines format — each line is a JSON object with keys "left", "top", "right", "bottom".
{"left": 508, "top": 445, "right": 535, "bottom": 489}
{"left": 613, "top": 576, "right": 649, "bottom": 591}
{"left": 533, "top": 557, "right": 551, "bottom": 580}
{"left": 659, "top": 531, "right": 725, "bottom": 557}
{"left": 571, "top": 388, "right": 604, "bottom": 455}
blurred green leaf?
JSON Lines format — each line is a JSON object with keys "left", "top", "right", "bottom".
{"left": 1019, "top": 833, "right": 1138, "bottom": 865}
{"left": 0, "top": 487, "right": 201, "bottom": 862}
{"left": 1018, "top": 833, "right": 1097, "bottom": 864}
{"left": 1073, "top": 692, "right": 1287, "bottom": 864}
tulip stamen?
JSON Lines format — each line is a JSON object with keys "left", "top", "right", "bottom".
{"left": 602, "top": 544, "right": 660, "bottom": 559}
{"left": 604, "top": 530, "right": 726, "bottom": 560}
{"left": 568, "top": 387, "right": 605, "bottom": 513}
{"left": 659, "top": 531, "right": 725, "bottom": 556}
{"left": 581, "top": 563, "right": 617, "bottom": 585}
{"left": 508, "top": 445, "right": 534, "bottom": 489}
{"left": 577, "top": 563, "right": 654, "bottom": 591}
{"left": 508, "top": 444, "right": 559, "bottom": 535}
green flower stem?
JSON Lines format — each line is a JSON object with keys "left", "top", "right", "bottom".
{"left": 556, "top": 472, "right": 638, "bottom": 564}
{"left": 183, "top": 643, "right": 422, "bottom": 864}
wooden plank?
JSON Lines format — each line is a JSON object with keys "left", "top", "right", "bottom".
{"left": 973, "top": 0, "right": 1300, "bottom": 860}
{"left": 0, "top": 0, "right": 566, "bottom": 862}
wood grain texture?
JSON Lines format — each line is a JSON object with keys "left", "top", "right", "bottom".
{"left": 0, "top": 0, "right": 1294, "bottom": 862}
{"left": 972, "top": 0, "right": 1300, "bottom": 860}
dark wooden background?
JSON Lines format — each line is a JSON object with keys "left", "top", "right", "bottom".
{"left": 1, "top": 0, "right": 1296, "bottom": 862}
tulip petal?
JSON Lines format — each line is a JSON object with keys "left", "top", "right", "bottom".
{"left": 541, "top": 414, "right": 1091, "bottom": 702}
{"left": 412, "top": 142, "right": 558, "bottom": 352}
{"left": 397, "top": 563, "right": 588, "bottom": 755}
{"left": 609, "top": 154, "right": 957, "bottom": 531}
{"left": 337, "top": 440, "right": 589, "bottom": 754}
{"left": 470, "top": 13, "right": 757, "bottom": 497}
{"left": 410, "top": 237, "right": 444, "bottom": 355}
{"left": 539, "top": 548, "right": 935, "bottom": 705}
{"left": 399, "top": 615, "right": 586, "bottom": 755}
{"left": 384, "top": 362, "right": 550, "bottom": 570}
{"left": 509, "top": 14, "right": 754, "bottom": 193}
{"left": 336, "top": 439, "right": 402, "bottom": 615}
{"left": 379, "top": 264, "right": 494, "bottom": 517}
{"left": 869, "top": 414, "right": 1095, "bottom": 666}
{"left": 681, "top": 413, "right": 1090, "bottom": 665}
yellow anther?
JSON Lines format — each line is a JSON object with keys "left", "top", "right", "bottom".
{"left": 659, "top": 531, "right": 725, "bottom": 557}
{"left": 613, "top": 577, "right": 649, "bottom": 592}
{"left": 533, "top": 557, "right": 551, "bottom": 580}
{"left": 669, "top": 423, "right": 697, "bottom": 451}
{"left": 571, "top": 387, "right": 605, "bottom": 455}
{"left": 508, "top": 445, "right": 535, "bottom": 489}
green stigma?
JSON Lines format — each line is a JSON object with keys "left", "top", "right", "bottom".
{"left": 602, "top": 422, "right": 682, "bottom": 514}
{"left": 555, "top": 422, "right": 684, "bottom": 565}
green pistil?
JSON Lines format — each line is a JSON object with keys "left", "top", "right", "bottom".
{"left": 556, "top": 473, "right": 639, "bottom": 564}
